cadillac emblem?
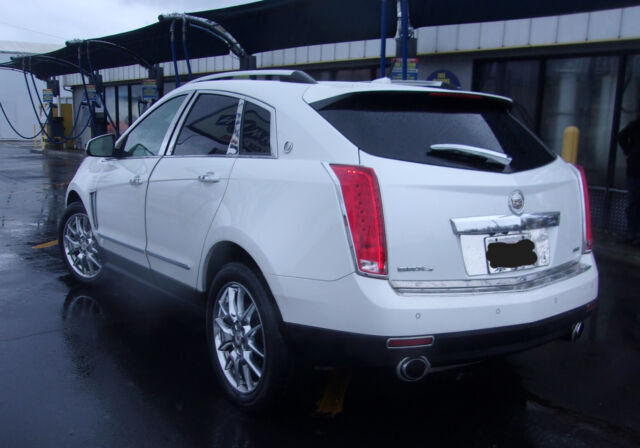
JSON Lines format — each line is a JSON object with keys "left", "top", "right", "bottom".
{"left": 508, "top": 190, "right": 525, "bottom": 215}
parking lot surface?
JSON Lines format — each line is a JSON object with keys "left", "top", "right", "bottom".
{"left": 0, "top": 142, "right": 639, "bottom": 447}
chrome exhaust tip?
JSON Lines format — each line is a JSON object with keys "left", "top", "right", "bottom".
{"left": 396, "top": 356, "right": 431, "bottom": 382}
{"left": 571, "top": 321, "right": 584, "bottom": 341}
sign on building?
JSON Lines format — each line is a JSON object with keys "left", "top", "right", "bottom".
{"left": 142, "top": 79, "right": 158, "bottom": 101}
{"left": 42, "top": 88, "right": 54, "bottom": 103}
{"left": 427, "top": 69, "right": 461, "bottom": 88}
{"left": 391, "top": 58, "right": 418, "bottom": 80}
{"left": 86, "top": 84, "right": 97, "bottom": 102}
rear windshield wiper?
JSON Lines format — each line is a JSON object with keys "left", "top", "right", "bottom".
{"left": 429, "top": 143, "right": 512, "bottom": 167}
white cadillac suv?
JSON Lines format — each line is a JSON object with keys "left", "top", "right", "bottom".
{"left": 59, "top": 69, "right": 599, "bottom": 410}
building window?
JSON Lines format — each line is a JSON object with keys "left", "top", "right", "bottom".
{"left": 540, "top": 56, "right": 618, "bottom": 186}
{"left": 117, "top": 85, "right": 129, "bottom": 132}
{"left": 131, "top": 84, "right": 143, "bottom": 123}
{"left": 474, "top": 60, "right": 541, "bottom": 130}
{"left": 614, "top": 54, "right": 640, "bottom": 189}
{"left": 104, "top": 86, "right": 117, "bottom": 134}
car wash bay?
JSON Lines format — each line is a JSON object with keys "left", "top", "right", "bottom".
{"left": 0, "top": 141, "right": 639, "bottom": 447}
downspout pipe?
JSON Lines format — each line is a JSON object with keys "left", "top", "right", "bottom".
{"left": 380, "top": 0, "right": 387, "bottom": 77}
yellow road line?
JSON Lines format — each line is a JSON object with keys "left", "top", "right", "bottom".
{"left": 32, "top": 240, "right": 58, "bottom": 249}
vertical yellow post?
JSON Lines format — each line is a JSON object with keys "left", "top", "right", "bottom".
{"left": 33, "top": 125, "right": 37, "bottom": 149}
{"left": 562, "top": 126, "right": 580, "bottom": 164}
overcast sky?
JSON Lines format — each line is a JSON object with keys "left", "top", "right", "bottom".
{"left": 0, "top": 0, "right": 256, "bottom": 46}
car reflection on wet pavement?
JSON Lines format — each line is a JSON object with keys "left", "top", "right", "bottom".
{"left": 1, "top": 142, "right": 639, "bottom": 447}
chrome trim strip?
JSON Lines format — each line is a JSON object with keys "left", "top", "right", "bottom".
{"left": 146, "top": 250, "right": 191, "bottom": 270}
{"left": 97, "top": 233, "right": 145, "bottom": 254}
{"left": 391, "top": 261, "right": 589, "bottom": 294}
{"left": 429, "top": 143, "right": 512, "bottom": 166}
{"left": 450, "top": 212, "right": 560, "bottom": 235}
{"left": 89, "top": 191, "right": 98, "bottom": 229}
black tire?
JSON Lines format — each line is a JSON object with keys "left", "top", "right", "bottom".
{"left": 59, "top": 202, "right": 104, "bottom": 284}
{"left": 206, "top": 262, "right": 291, "bottom": 411}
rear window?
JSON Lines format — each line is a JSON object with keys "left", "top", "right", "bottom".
{"left": 313, "top": 92, "right": 555, "bottom": 173}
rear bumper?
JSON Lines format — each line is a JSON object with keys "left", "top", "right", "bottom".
{"left": 284, "top": 301, "right": 596, "bottom": 368}
{"left": 266, "top": 253, "right": 598, "bottom": 337}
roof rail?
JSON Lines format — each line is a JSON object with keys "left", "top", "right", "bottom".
{"left": 189, "top": 69, "right": 317, "bottom": 84}
{"left": 371, "top": 77, "right": 461, "bottom": 90}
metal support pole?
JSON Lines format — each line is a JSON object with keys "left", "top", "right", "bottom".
{"left": 401, "top": 0, "right": 408, "bottom": 80}
{"left": 380, "top": 0, "right": 387, "bottom": 78}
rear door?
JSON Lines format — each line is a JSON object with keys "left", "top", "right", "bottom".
{"left": 145, "top": 92, "right": 244, "bottom": 287}
{"left": 315, "top": 91, "right": 584, "bottom": 282}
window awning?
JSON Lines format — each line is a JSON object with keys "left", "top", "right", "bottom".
{"left": 4, "top": 0, "right": 639, "bottom": 78}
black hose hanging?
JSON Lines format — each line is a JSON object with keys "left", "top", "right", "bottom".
{"left": 77, "top": 47, "right": 97, "bottom": 136}
{"left": 85, "top": 41, "right": 118, "bottom": 136}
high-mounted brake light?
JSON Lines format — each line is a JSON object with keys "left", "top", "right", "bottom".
{"left": 575, "top": 165, "right": 593, "bottom": 253}
{"left": 331, "top": 165, "right": 387, "bottom": 276}
{"left": 428, "top": 92, "right": 482, "bottom": 100}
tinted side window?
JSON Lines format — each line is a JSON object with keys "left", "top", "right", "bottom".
{"left": 122, "top": 95, "right": 186, "bottom": 157}
{"left": 173, "top": 94, "right": 239, "bottom": 156}
{"left": 241, "top": 103, "right": 271, "bottom": 155}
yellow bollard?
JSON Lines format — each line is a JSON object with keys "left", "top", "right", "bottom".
{"left": 562, "top": 126, "right": 579, "bottom": 164}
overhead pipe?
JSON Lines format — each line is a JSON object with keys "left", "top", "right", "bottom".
{"left": 66, "top": 38, "right": 153, "bottom": 70}
{"left": 159, "top": 13, "right": 255, "bottom": 70}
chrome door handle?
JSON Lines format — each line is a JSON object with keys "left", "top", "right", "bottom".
{"left": 198, "top": 172, "right": 220, "bottom": 183}
{"left": 129, "top": 175, "right": 144, "bottom": 186}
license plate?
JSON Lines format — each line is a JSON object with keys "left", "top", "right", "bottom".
{"left": 484, "top": 231, "right": 550, "bottom": 274}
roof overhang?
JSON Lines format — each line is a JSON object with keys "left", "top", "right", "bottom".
{"left": 3, "top": 0, "right": 640, "bottom": 78}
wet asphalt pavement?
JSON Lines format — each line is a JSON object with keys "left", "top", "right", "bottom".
{"left": 0, "top": 141, "right": 639, "bottom": 447}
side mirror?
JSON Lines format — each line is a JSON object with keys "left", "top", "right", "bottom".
{"left": 86, "top": 134, "right": 116, "bottom": 157}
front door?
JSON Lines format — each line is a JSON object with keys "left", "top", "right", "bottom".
{"left": 95, "top": 94, "right": 188, "bottom": 267}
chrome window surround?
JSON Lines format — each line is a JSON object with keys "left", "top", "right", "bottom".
{"left": 391, "top": 260, "right": 590, "bottom": 295}
{"left": 164, "top": 89, "right": 278, "bottom": 159}
{"left": 450, "top": 212, "right": 560, "bottom": 235}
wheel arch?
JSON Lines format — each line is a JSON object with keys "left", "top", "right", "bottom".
{"left": 66, "top": 190, "right": 82, "bottom": 207}
{"left": 202, "top": 240, "right": 284, "bottom": 324}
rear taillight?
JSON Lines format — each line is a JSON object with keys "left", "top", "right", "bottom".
{"left": 575, "top": 165, "right": 593, "bottom": 253}
{"left": 330, "top": 165, "right": 387, "bottom": 276}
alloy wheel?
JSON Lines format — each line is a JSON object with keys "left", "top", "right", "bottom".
{"left": 62, "top": 213, "right": 102, "bottom": 280}
{"left": 213, "top": 282, "right": 266, "bottom": 394}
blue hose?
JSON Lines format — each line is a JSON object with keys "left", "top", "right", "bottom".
{"left": 0, "top": 100, "right": 45, "bottom": 139}
{"left": 23, "top": 69, "right": 55, "bottom": 141}
{"left": 182, "top": 18, "right": 193, "bottom": 81}
{"left": 26, "top": 70, "right": 92, "bottom": 142}
{"left": 170, "top": 20, "right": 181, "bottom": 87}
